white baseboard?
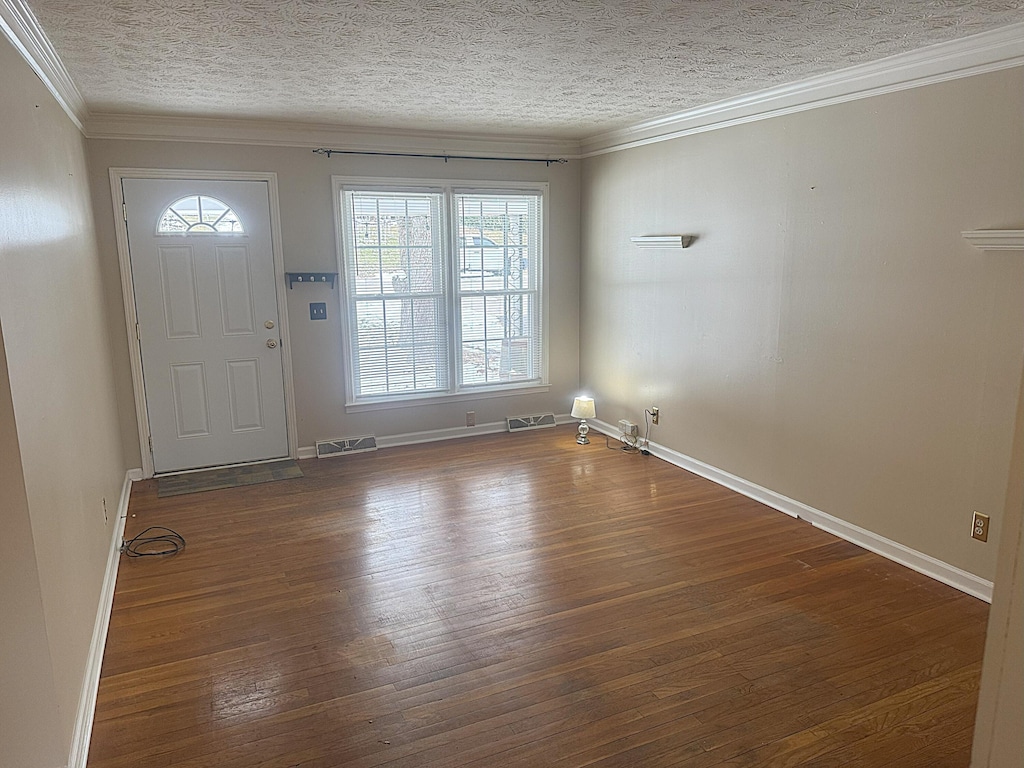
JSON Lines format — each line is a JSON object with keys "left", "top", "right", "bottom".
{"left": 298, "top": 413, "right": 575, "bottom": 458}
{"left": 68, "top": 470, "right": 133, "bottom": 768}
{"left": 591, "top": 420, "right": 993, "bottom": 603}
{"left": 376, "top": 420, "right": 509, "bottom": 448}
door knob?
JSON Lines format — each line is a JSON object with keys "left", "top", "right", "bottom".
{"left": 266, "top": 339, "right": 278, "bottom": 348}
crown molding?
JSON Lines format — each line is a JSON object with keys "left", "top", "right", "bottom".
{"left": 84, "top": 113, "right": 581, "bottom": 159}
{"left": 581, "top": 21, "right": 1024, "bottom": 157}
{"left": 0, "top": 0, "right": 87, "bottom": 130}
{"left": 6, "top": 0, "right": 1021, "bottom": 160}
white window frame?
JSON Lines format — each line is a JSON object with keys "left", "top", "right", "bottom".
{"left": 332, "top": 176, "right": 549, "bottom": 411}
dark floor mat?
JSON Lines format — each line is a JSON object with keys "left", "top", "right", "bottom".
{"left": 157, "top": 459, "right": 303, "bottom": 497}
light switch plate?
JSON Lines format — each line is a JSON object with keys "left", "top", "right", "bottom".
{"left": 310, "top": 302, "right": 327, "bottom": 320}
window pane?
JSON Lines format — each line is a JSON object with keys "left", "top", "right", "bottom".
{"left": 455, "top": 192, "right": 542, "bottom": 388}
{"left": 339, "top": 183, "right": 544, "bottom": 402}
{"left": 355, "top": 301, "right": 384, "bottom": 344}
{"left": 354, "top": 248, "right": 383, "bottom": 294}
{"left": 406, "top": 246, "right": 439, "bottom": 293}
{"left": 158, "top": 195, "right": 244, "bottom": 234}
{"left": 411, "top": 297, "right": 443, "bottom": 346}
{"left": 460, "top": 293, "right": 538, "bottom": 385}
{"left": 344, "top": 190, "right": 447, "bottom": 398}
{"left": 460, "top": 295, "right": 485, "bottom": 342}
{"left": 461, "top": 341, "right": 490, "bottom": 386}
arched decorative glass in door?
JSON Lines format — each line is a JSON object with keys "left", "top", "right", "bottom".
{"left": 157, "top": 195, "right": 244, "bottom": 233}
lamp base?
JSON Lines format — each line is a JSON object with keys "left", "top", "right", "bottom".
{"left": 576, "top": 419, "right": 590, "bottom": 445}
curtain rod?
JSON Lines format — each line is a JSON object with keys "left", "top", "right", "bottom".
{"left": 313, "top": 147, "right": 568, "bottom": 166}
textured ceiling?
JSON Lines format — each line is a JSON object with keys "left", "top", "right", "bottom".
{"left": 26, "top": 0, "right": 1024, "bottom": 139}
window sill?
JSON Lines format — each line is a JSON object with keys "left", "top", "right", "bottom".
{"left": 345, "top": 383, "right": 551, "bottom": 413}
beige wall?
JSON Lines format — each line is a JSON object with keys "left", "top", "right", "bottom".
{"left": 580, "top": 68, "right": 1024, "bottom": 581}
{"left": 0, "top": 320, "right": 64, "bottom": 768}
{"left": 85, "top": 140, "right": 581, "bottom": 467}
{"left": 0, "top": 35, "right": 127, "bottom": 765}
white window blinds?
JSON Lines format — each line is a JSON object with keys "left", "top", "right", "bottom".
{"left": 338, "top": 182, "right": 545, "bottom": 405}
{"left": 343, "top": 190, "right": 448, "bottom": 398}
{"left": 455, "top": 192, "right": 542, "bottom": 387}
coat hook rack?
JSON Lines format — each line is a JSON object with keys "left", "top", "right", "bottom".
{"left": 286, "top": 272, "right": 338, "bottom": 289}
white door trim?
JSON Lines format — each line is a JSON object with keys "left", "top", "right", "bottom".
{"left": 109, "top": 168, "right": 298, "bottom": 478}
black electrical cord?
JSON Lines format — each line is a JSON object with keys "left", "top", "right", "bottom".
{"left": 641, "top": 409, "right": 655, "bottom": 455}
{"left": 121, "top": 526, "right": 186, "bottom": 557}
{"left": 604, "top": 433, "right": 640, "bottom": 453}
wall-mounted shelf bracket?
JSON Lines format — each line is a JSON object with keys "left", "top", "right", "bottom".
{"left": 631, "top": 235, "right": 694, "bottom": 249}
{"left": 286, "top": 272, "right": 338, "bottom": 289}
{"left": 961, "top": 230, "right": 1024, "bottom": 252}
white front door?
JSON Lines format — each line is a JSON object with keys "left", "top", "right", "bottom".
{"left": 123, "top": 178, "right": 289, "bottom": 473}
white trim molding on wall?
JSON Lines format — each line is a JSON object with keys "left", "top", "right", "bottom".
{"left": 67, "top": 469, "right": 136, "bottom": 768}
{"left": 108, "top": 168, "right": 300, "bottom": 478}
{"left": 580, "top": 21, "right": 1024, "bottom": 156}
{"left": 0, "top": 0, "right": 86, "bottom": 129}
{"left": 85, "top": 113, "right": 580, "bottom": 160}
{"left": 81, "top": 18, "right": 1024, "bottom": 157}
{"left": 590, "top": 420, "right": 994, "bottom": 603}
{"left": 4, "top": 0, "right": 1024, "bottom": 159}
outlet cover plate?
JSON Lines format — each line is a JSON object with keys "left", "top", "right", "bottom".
{"left": 972, "top": 511, "right": 990, "bottom": 542}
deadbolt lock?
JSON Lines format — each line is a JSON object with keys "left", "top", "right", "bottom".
{"left": 264, "top": 320, "right": 275, "bottom": 329}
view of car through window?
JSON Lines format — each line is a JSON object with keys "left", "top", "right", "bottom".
{"left": 458, "top": 234, "right": 521, "bottom": 276}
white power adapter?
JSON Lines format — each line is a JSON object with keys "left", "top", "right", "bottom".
{"left": 618, "top": 419, "right": 639, "bottom": 437}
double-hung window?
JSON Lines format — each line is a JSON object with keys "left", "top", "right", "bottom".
{"left": 334, "top": 178, "right": 546, "bottom": 406}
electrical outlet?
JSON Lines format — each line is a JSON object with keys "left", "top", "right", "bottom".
{"left": 972, "top": 511, "right": 990, "bottom": 542}
{"left": 466, "top": 411, "right": 475, "bottom": 427}
{"left": 651, "top": 407, "right": 660, "bottom": 425}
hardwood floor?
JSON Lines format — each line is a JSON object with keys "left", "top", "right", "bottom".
{"left": 88, "top": 426, "right": 988, "bottom": 767}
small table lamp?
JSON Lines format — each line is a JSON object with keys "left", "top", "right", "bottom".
{"left": 571, "top": 396, "right": 596, "bottom": 445}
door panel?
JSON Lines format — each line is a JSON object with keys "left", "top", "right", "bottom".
{"left": 124, "top": 178, "right": 288, "bottom": 472}
{"left": 170, "top": 362, "right": 211, "bottom": 438}
{"left": 226, "top": 358, "right": 265, "bottom": 431}
{"left": 159, "top": 245, "right": 201, "bottom": 338}
{"left": 217, "top": 246, "right": 257, "bottom": 335}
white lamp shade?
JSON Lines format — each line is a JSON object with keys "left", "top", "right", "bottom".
{"left": 571, "top": 396, "right": 596, "bottom": 419}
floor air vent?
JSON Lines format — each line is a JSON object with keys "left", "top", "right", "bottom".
{"left": 506, "top": 413, "right": 557, "bottom": 432}
{"left": 315, "top": 436, "right": 378, "bottom": 458}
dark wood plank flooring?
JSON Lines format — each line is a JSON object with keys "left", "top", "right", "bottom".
{"left": 88, "top": 426, "right": 988, "bottom": 767}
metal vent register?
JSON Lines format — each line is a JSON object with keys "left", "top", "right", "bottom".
{"left": 506, "top": 413, "right": 556, "bottom": 432}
